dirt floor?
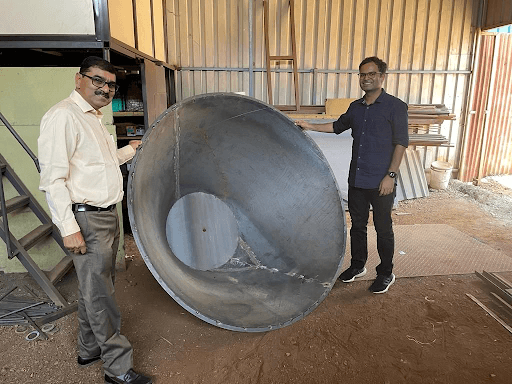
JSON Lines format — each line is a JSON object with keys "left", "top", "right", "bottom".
{"left": 1, "top": 179, "right": 512, "bottom": 384}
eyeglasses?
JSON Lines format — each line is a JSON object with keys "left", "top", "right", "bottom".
{"left": 80, "top": 73, "right": 119, "bottom": 92}
{"left": 358, "top": 72, "right": 381, "bottom": 79}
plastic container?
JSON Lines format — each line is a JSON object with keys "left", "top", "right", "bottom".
{"left": 429, "top": 161, "right": 453, "bottom": 190}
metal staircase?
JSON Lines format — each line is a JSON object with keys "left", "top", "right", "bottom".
{"left": 0, "top": 111, "right": 75, "bottom": 311}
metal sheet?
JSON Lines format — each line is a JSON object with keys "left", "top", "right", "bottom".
{"left": 128, "top": 93, "right": 346, "bottom": 332}
{"left": 396, "top": 149, "right": 429, "bottom": 200}
{"left": 459, "top": 33, "right": 512, "bottom": 181}
{"left": 484, "top": 0, "right": 512, "bottom": 30}
{"left": 166, "top": 0, "right": 480, "bottom": 169}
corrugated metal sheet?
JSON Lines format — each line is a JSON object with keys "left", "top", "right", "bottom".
{"left": 484, "top": 0, "right": 512, "bottom": 30}
{"left": 459, "top": 33, "right": 512, "bottom": 181}
{"left": 397, "top": 149, "right": 429, "bottom": 200}
{"left": 165, "top": 0, "right": 480, "bottom": 168}
{"left": 108, "top": 0, "right": 167, "bottom": 61}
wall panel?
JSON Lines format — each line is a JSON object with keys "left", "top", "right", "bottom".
{"left": 153, "top": 0, "right": 167, "bottom": 61}
{"left": 109, "top": 0, "right": 136, "bottom": 46}
{"left": 136, "top": 0, "right": 155, "bottom": 56}
{"left": 168, "top": 0, "right": 480, "bottom": 168}
{"left": 0, "top": 0, "right": 95, "bottom": 35}
{"left": 484, "top": 0, "right": 512, "bottom": 30}
{"left": 460, "top": 34, "right": 512, "bottom": 181}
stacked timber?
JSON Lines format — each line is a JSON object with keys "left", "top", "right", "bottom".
{"left": 408, "top": 104, "right": 455, "bottom": 125}
{"left": 408, "top": 104, "right": 455, "bottom": 147}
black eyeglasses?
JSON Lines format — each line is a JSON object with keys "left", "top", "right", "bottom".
{"left": 80, "top": 73, "right": 119, "bottom": 92}
{"left": 358, "top": 72, "right": 381, "bottom": 79}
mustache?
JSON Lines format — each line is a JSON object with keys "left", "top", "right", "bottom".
{"left": 94, "top": 90, "right": 111, "bottom": 98}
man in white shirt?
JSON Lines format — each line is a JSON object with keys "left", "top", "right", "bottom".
{"left": 38, "top": 56, "right": 152, "bottom": 384}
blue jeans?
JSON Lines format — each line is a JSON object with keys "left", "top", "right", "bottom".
{"left": 348, "top": 186, "right": 396, "bottom": 276}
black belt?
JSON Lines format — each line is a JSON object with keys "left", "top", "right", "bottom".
{"left": 72, "top": 203, "right": 116, "bottom": 212}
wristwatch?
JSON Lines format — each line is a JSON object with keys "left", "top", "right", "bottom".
{"left": 388, "top": 171, "right": 397, "bottom": 178}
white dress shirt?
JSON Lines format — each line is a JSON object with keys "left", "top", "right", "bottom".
{"left": 38, "top": 90, "right": 136, "bottom": 237}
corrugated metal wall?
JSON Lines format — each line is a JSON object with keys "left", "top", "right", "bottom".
{"left": 484, "top": 0, "right": 512, "bottom": 30}
{"left": 459, "top": 33, "right": 512, "bottom": 181}
{"left": 165, "top": 0, "right": 481, "bottom": 167}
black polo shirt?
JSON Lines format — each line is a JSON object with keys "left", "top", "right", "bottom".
{"left": 333, "top": 90, "right": 409, "bottom": 189}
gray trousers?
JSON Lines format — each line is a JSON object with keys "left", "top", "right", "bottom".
{"left": 72, "top": 209, "right": 133, "bottom": 377}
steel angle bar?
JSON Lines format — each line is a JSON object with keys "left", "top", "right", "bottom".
{"left": 35, "top": 302, "right": 78, "bottom": 327}
{"left": 466, "top": 293, "right": 512, "bottom": 334}
{"left": 482, "top": 271, "right": 512, "bottom": 290}
{"left": 475, "top": 271, "right": 512, "bottom": 305}
{"left": 490, "top": 292, "right": 512, "bottom": 315}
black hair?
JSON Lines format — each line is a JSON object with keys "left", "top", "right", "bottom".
{"left": 79, "top": 56, "right": 116, "bottom": 75}
{"left": 359, "top": 56, "right": 388, "bottom": 74}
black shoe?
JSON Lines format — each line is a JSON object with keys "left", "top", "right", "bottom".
{"left": 77, "top": 355, "right": 101, "bottom": 368}
{"left": 105, "top": 369, "right": 153, "bottom": 384}
{"left": 369, "top": 273, "right": 395, "bottom": 294}
{"left": 338, "top": 267, "right": 367, "bottom": 283}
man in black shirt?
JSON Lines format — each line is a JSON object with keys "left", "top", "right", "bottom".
{"left": 296, "top": 56, "right": 409, "bottom": 293}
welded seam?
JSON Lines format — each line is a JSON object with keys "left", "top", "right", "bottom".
{"left": 219, "top": 238, "right": 332, "bottom": 288}
{"left": 173, "top": 109, "right": 181, "bottom": 200}
{"left": 207, "top": 107, "right": 270, "bottom": 130}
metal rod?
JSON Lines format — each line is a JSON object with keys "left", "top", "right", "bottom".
{"left": 0, "top": 172, "right": 14, "bottom": 258}
{"left": 0, "top": 286, "right": 17, "bottom": 302}
{"left": 0, "top": 301, "right": 45, "bottom": 320}
{"left": 0, "top": 111, "right": 40, "bottom": 172}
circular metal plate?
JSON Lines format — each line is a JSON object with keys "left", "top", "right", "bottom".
{"left": 166, "top": 192, "right": 239, "bottom": 270}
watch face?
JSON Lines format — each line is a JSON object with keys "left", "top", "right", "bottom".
{"left": 388, "top": 172, "right": 397, "bottom": 178}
